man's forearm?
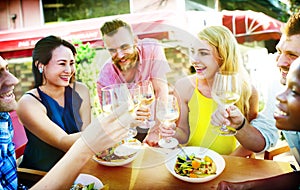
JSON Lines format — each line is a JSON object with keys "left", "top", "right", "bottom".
{"left": 244, "top": 171, "right": 300, "bottom": 190}
{"left": 235, "top": 121, "right": 266, "bottom": 152}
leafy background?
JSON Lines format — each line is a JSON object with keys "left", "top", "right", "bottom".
{"left": 74, "top": 40, "right": 101, "bottom": 117}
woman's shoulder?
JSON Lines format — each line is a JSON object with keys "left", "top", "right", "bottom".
{"left": 71, "top": 82, "right": 88, "bottom": 91}
{"left": 174, "top": 75, "right": 196, "bottom": 98}
{"left": 71, "top": 82, "right": 90, "bottom": 97}
{"left": 17, "top": 88, "right": 43, "bottom": 110}
{"left": 26, "top": 88, "right": 38, "bottom": 94}
{"left": 175, "top": 75, "right": 195, "bottom": 89}
{"left": 19, "top": 88, "right": 39, "bottom": 101}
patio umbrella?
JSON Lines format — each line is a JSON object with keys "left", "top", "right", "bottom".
{"left": 222, "top": 10, "right": 284, "bottom": 43}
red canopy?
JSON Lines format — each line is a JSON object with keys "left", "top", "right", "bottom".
{"left": 222, "top": 10, "right": 284, "bottom": 43}
{"left": 0, "top": 11, "right": 180, "bottom": 59}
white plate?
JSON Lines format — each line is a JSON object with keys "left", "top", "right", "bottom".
{"left": 73, "top": 173, "right": 103, "bottom": 189}
{"left": 114, "top": 141, "right": 140, "bottom": 157}
{"left": 165, "top": 146, "right": 225, "bottom": 183}
{"left": 93, "top": 138, "right": 142, "bottom": 166}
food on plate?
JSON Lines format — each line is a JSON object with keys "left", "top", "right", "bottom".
{"left": 114, "top": 143, "right": 140, "bottom": 157}
{"left": 174, "top": 153, "right": 217, "bottom": 178}
{"left": 72, "top": 173, "right": 104, "bottom": 190}
{"left": 70, "top": 182, "right": 96, "bottom": 190}
{"left": 94, "top": 139, "right": 140, "bottom": 162}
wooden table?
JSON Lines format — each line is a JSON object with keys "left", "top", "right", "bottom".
{"left": 80, "top": 146, "right": 293, "bottom": 190}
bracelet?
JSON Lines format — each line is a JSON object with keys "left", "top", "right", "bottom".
{"left": 236, "top": 118, "right": 246, "bottom": 131}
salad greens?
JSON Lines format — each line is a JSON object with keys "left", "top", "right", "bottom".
{"left": 70, "top": 182, "right": 96, "bottom": 190}
{"left": 174, "top": 153, "right": 217, "bottom": 178}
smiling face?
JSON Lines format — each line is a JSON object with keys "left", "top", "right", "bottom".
{"left": 43, "top": 45, "right": 75, "bottom": 87}
{"left": 274, "top": 58, "right": 300, "bottom": 131}
{"left": 104, "top": 27, "right": 138, "bottom": 71}
{"left": 0, "top": 56, "right": 19, "bottom": 112}
{"left": 189, "top": 39, "right": 220, "bottom": 81}
{"left": 276, "top": 34, "right": 300, "bottom": 85}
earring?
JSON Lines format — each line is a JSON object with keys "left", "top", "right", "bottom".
{"left": 38, "top": 67, "right": 43, "bottom": 73}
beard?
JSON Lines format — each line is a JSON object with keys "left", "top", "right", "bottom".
{"left": 112, "top": 51, "right": 138, "bottom": 71}
{"left": 0, "top": 100, "right": 17, "bottom": 112}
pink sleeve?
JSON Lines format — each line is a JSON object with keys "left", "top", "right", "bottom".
{"left": 96, "top": 75, "right": 103, "bottom": 106}
{"left": 140, "top": 39, "right": 171, "bottom": 81}
{"left": 96, "top": 62, "right": 117, "bottom": 106}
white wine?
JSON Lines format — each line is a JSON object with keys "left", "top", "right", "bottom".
{"left": 141, "top": 95, "right": 155, "bottom": 105}
{"left": 211, "top": 72, "right": 240, "bottom": 136}
{"left": 212, "top": 92, "right": 240, "bottom": 106}
{"left": 127, "top": 101, "right": 136, "bottom": 113}
{"left": 102, "top": 104, "right": 112, "bottom": 114}
{"left": 156, "top": 111, "right": 179, "bottom": 123}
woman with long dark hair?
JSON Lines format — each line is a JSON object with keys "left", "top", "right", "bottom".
{"left": 17, "top": 35, "right": 91, "bottom": 171}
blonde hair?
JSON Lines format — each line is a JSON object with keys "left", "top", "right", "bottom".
{"left": 198, "top": 25, "right": 252, "bottom": 115}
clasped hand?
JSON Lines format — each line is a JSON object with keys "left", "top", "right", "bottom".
{"left": 211, "top": 105, "right": 245, "bottom": 129}
{"left": 135, "top": 106, "right": 151, "bottom": 122}
{"left": 159, "top": 122, "right": 176, "bottom": 139}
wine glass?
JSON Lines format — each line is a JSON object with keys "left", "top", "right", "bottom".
{"left": 139, "top": 80, "right": 155, "bottom": 129}
{"left": 100, "top": 86, "right": 114, "bottom": 116}
{"left": 127, "top": 83, "right": 141, "bottom": 111}
{"left": 156, "top": 94, "right": 179, "bottom": 149}
{"left": 211, "top": 71, "right": 241, "bottom": 136}
{"left": 112, "top": 83, "right": 140, "bottom": 138}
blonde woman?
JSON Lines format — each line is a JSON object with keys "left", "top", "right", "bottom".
{"left": 161, "top": 26, "right": 261, "bottom": 156}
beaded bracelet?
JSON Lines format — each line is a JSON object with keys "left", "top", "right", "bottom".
{"left": 236, "top": 117, "right": 246, "bottom": 131}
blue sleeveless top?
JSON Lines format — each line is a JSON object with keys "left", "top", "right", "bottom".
{"left": 19, "top": 85, "right": 83, "bottom": 171}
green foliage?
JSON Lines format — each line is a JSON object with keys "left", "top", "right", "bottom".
{"left": 219, "top": 0, "right": 290, "bottom": 22}
{"left": 289, "top": 0, "right": 300, "bottom": 14}
{"left": 280, "top": 131, "right": 286, "bottom": 141}
{"left": 258, "top": 98, "right": 265, "bottom": 112}
{"left": 43, "top": 0, "right": 130, "bottom": 22}
{"left": 73, "top": 40, "right": 101, "bottom": 117}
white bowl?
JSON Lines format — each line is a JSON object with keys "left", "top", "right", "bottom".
{"left": 93, "top": 138, "right": 142, "bottom": 167}
{"left": 165, "top": 146, "right": 225, "bottom": 183}
{"left": 73, "top": 173, "right": 103, "bottom": 189}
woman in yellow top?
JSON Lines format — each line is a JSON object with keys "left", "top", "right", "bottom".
{"left": 161, "top": 25, "right": 259, "bottom": 156}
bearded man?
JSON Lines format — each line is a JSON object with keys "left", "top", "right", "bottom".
{"left": 97, "top": 19, "right": 170, "bottom": 144}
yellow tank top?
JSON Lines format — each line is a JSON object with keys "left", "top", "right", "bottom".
{"left": 187, "top": 78, "right": 236, "bottom": 155}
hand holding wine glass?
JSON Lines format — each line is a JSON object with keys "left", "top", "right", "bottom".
{"left": 109, "top": 83, "right": 140, "bottom": 138}
{"left": 211, "top": 72, "right": 241, "bottom": 136}
{"left": 99, "top": 83, "right": 141, "bottom": 158}
{"left": 156, "top": 94, "right": 179, "bottom": 149}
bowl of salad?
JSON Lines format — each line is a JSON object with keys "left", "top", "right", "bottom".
{"left": 71, "top": 173, "right": 103, "bottom": 190}
{"left": 165, "top": 146, "right": 225, "bottom": 183}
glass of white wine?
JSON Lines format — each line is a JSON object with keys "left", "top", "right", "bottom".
{"left": 100, "top": 86, "right": 114, "bottom": 116}
{"left": 112, "top": 83, "right": 140, "bottom": 138}
{"left": 156, "top": 94, "right": 179, "bottom": 149}
{"left": 211, "top": 71, "right": 241, "bottom": 136}
{"left": 139, "top": 80, "right": 155, "bottom": 129}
